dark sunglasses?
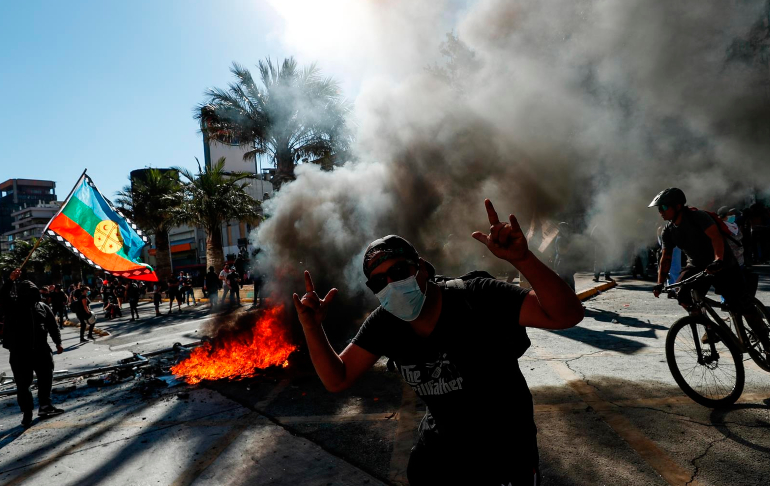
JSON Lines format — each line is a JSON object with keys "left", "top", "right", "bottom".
{"left": 658, "top": 204, "right": 669, "bottom": 213}
{"left": 366, "top": 260, "right": 417, "bottom": 293}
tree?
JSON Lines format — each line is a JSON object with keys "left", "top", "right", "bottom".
{"left": 35, "top": 237, "right": 83, "bottom": 284}
{"left": 196, "top": 57, "right": 350, "bottom": 189}
{"left": 115, "top": 168, "right": 181, "bottom": 285}
{"left": 172, "top": 158, "right": 260, "bottom": 272}
{"left": 426, "top": 32, "right": 481, "bottom": 95}
{"left": 0, "top": 238, "right": 80, "bottom": 284}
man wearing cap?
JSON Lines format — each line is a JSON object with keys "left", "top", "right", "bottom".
{"left": 294, "top": 199, "right": 584, "bottom": 485}
{"left": 1, "top": 268, "right": 65, "bottom": 427}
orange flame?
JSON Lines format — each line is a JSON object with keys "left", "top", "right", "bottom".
{"left": 172, "top": 305, "right": 297, "bottom": 385}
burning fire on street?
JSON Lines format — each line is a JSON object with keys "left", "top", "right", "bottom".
{"left": 172, "top": 305, "right": 297, "bottom": 385}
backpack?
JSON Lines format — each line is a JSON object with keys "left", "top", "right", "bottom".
{"left": 687, "top": 207, "right": 743, "bottom": 249}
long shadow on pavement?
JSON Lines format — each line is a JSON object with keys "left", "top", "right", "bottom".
{"left": 546, "top": 308, "right": 667, "bottom": 354}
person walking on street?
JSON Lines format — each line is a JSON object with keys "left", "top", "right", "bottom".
{"left": 204, "top": 266, "right": 220, "bottom": 311}
{"left": 226, "top": 266, "right": 241, "bottom": 307}
{"left": 167, "top": 276, "right": 182, "bottom": 314}
{"left": 50, "top": 284, "right": 68, "bottom": 329}
{"left": 1, "top": 269, "right": 65, "bottom": 427}
{"left": 250, "top": 271, "right": 264, "bottom": 309}
{"left": 554, "top": 222, "right": 577, "bottom": 292}
{"left": 152, "top": 284, "right": 162, "bottom": 316}
{"left": 72, "top": 287, "right": 95, "bottom": 342}
{"left": 293, "top": 199, "right": 583, "bottom": 485}
{"left": 182, "top": 272, "right": 197, "bottom": 306}
{"left": 219, "top": 264, "right": 231, "bottom": 303}
{"left": 114, "top": 279, "right": 125, "bottom": 309}
{"left": 590, "top": 224, "right": 613, "bottom": 282}
{"left": 126, "top": 281, "right": 140, "bottom": 321}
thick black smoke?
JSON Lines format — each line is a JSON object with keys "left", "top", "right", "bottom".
{"left": 252, "top": 0, "right": 770, "bottom": 333}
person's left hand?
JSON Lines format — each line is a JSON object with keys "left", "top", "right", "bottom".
{"left": 706, "top": 259, "right": 724, "bottom": 275}
{"left": 56, "top": 345, "right": 64, "bottom": 354}
{"left": 472, "top": 199, "right": 529, "bottom": 264}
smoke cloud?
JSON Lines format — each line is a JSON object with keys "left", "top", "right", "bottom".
{"left": 252, "top": 0, "right": 770, "bottom": 329}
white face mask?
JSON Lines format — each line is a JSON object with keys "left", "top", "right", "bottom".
{"left": 375, "top": 275, "right": 427, "bottom": 321}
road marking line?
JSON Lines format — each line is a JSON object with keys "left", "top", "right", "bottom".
{"left": 542, "top": 357, "right": 701, "bottom": 486}
{"left": 388, "top": 381, "right": 421, "bottom": 486}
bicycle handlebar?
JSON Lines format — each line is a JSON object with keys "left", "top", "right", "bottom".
{"left": 662, "top": 270, "right": 711, "bottom": 291}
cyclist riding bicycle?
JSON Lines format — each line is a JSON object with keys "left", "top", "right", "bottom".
{"left": 649, "top": 188, "right": 765, "bottom": 341}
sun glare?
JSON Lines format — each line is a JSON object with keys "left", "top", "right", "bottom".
{"left": 267, "top": 0, "right": 371, "bottom": 56}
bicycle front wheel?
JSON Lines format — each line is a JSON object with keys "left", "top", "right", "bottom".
{"left": 665, "top": 316, "right": 745, "bottom": 408}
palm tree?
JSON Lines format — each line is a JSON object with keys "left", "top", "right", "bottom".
{"left": 115, "top": 168, "right": 181, "bottom": 284}
{"left": 172, "top": 158, "right": 260, "bottom": 272}
{"left": 196, "top": 57, "right": 350, "bottom": 189}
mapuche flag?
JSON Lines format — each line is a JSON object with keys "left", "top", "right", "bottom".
{"left": 44, "top": 172, "right": 158, "bottom": 281}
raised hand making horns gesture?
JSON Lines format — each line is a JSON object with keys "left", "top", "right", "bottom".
{"left": 471, "top": 199, "right": 530, "bottom": 264}
{"left": 293, "top": 270, "right": 338, "bottom": 330}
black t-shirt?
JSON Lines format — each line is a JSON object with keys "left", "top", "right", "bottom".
{"left": 352, "top": 278, "right": 537, "bottom": 473}
{"left": 205, "top": 271, "right": 219, "bottom": 291}
{"left": 126, "top": 283, "right": 139, "bottom": 300}
{"left": 662, "top": 209, "right": 735, "bottom": 269}
{"left": 102, "top": 286, "right": 115, "bottom": 300}
{"left": 226, "top": 272, "right": 240, "bottom": 289}
{"left": 50, "top": 290, "right": 68, "bottom": 310}
{"left": 167, "top": 278, "right": 179, "bottom": 294}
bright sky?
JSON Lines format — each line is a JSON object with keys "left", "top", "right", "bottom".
{"left": 0, "top": 1, "right": 301, "bottom": 200}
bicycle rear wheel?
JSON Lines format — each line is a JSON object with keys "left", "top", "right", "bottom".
{"left": 666, "top": 316, "right": 745, "bottom": 408}
{"left": 744, "top": 298, "right": 770, "bottom": 372}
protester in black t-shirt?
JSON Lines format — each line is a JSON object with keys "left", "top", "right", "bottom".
{"left": 204, "top": 266, "right": 220, "bottom": 310}
{"left": 114, "top": 281, "right": 125, "bottom": 309}
{"left": 226, "top": 267, "right": 241, "bottom": 307}
{"left": 1, "top": 269, "right": 65, "bottom": 427}
{"left": 650, "top": 188, "right": 764, "bottom": 339}
{"left": 126, "top": 281, "right": 140, "bottom": 321}
{"left": 50, "top": 284, "right": 68, "bottom": 329}
{"left": 293, "top": 199, "right": 584, "bottom": 485}
{"left": 167, "top": 276, "right": 182, "bottom": 314}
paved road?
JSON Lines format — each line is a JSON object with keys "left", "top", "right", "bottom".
{"left": 1, "top": 270, "right": 768, "bottom": 485}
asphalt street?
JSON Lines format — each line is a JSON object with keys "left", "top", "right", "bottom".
{"left": 0, "top": 270, "right": 768, "bottom": 485}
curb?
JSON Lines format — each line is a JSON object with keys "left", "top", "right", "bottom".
{"left": 576, "top": 281, "right": 618, "bottom": 301}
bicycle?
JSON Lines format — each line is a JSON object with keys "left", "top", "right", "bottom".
{"left": 663, "top": 270, "right": 770, "bottom": 407}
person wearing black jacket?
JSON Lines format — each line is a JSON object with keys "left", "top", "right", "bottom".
{"left": 126, "top": 281, "right": 140, "bottom": 321}
{"left": 204, "top": 266, "right": 220, "bottom": 310}
{"left": 1, "top": 268, "right": 65, "bottom": 427}
{"left": 50, "top": 284, "right": 69, "bottom": 329}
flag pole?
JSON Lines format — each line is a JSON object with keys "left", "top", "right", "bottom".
{"left": 18, "top": 168, "right": 88, "bottom": 271}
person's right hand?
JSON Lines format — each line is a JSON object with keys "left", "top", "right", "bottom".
{"left": 9, "top": 268, "right": 21, "bottom": 281}
{"left": 293, "top": 271, "right": 338, "bottom": 330}
{"left": 652, "top": 283, "right": 664, "bottom": 298}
